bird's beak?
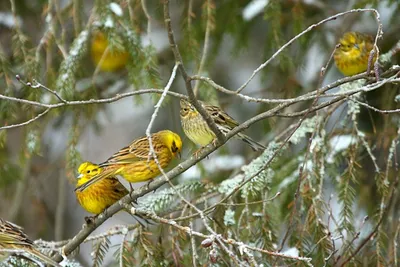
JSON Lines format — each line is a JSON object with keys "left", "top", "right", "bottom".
{"left": 177, "top": 152, "right": 181, "bottom": 159}
{"left": 354, "top": 44, "right": 360, "bottom": 49}
{"left": 77, "top": 174, "right": 83, "bottom": 179}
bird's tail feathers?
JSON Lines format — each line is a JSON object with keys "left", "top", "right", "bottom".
{"left": 239, "top": 133, "right": 265, "bottom": 151}
{"left": 30, "top": 248, "right": 61, "bottom": 267}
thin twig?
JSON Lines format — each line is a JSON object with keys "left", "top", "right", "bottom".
{"left": 189, "top": 216, "right": 199, "bottom": 267}
{"left": 145, "top": 63, "right": 179, "bottom": 140}
{"left": 0, "top": 108, "right": 50, "bottom": 130}
{"left": 338, "top": 174, "right": 399, "bottom": 266}
{"left": 236, "top": 8, "right": 382, "bottom": 93}
{"left": 54, "top": 170, "right": 66, "bottom": 241}
{"left": 132, "top": 209, "right": 313, "bottom": 263}
{"left": 218, "top": 192, "right": 281, "bottom": 206}
{"left": 141, "top": 0, "right": 151, "bottom": 34}
{"left": 163, "top": 0, "right": 225, "bottom": 144}
{"left": 193, "top": 0, "right": 212, "bottom": 96}
{"left": 144, "top": 62, "right": 244, "bottom": 265}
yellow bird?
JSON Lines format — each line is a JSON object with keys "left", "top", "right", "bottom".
{"left": 91, "top": 31, "right": 129, "bottom": 72}
{"left": 180, "top": 99, "right": 265, "bottom": 151}
{"left": 334, "top": 31, "right": 376, "bottom": 76}
{"left": 75, "top": 162, "right": 128, "bottom": 215}
{"left": 75, "top": 130, "right": 182, "bottom": 192}
{"left": 0, "top": 218, "right": 60, "bottom": 266}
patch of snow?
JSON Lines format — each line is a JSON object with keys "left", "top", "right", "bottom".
{"left": 282, "top": 247, "right": 299, "bottom": 257}
{"left": 109, "top": 2, "right": 123, "bottom": 17}
{"left": 104, "top": 16, "right": 114, "bottom": 28}
{"left": 0, "top": 12, "right": 21, "bottom": 28}
{"left": 180, "top": 155, "right": 245, "bottom": 181}
{"left": 242, "top": 0, "right": 269, "bottom": 21}
{"left": 327, "top": 135, "right": 355, "bottom": 163}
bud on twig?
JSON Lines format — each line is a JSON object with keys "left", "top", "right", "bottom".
{"left": 201, "top": 238, "right": 213, "bottom": 248}
{"left": 209, "top": 249, "right": 218, "bottom": 263}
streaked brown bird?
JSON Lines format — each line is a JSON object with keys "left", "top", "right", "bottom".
{"left": 180, "top": 99, "right": 265, "bottom": 151}
{"left": 0, "top": 218, "right": 60, "bottom": 266}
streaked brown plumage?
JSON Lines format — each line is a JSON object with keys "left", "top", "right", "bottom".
{"left": 180, "top": 99, "right": 265, "bottom": 151}
{"left": 0, "top": 218, "right": 60, "bottom": 266}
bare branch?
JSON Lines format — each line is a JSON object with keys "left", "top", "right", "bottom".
{"left": 141, "top": 0, "right": 151, "bottom": 34}
{"left": 0, "top": 108, "right": 50, "bottom": 130}
{"left": 130, "top": 208, "right": 313, "bottom": 264}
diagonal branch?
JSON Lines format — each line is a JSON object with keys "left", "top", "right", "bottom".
{"left": 163, "top": 0, "right": 225, "bottom": 144}
{"left": 0, "top": 108, "right": 50, "bottom": 130}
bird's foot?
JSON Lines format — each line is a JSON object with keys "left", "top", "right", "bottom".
{"left": 193, "top": 147, "right": 206, "bottom": 159}
{"left": 84, "top": 216, "right": 95, "bottom": 224}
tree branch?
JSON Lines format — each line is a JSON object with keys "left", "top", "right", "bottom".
{"left": 163, "top": 0, "right": 225, "bottom": 144}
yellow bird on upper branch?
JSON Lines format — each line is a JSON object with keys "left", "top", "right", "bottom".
{"left": 334, "top": 31, "right": 376, "bottom": 76}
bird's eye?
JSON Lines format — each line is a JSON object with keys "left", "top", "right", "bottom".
{"left": 86, "top": 170, "right": 90, "bottom": 173}
{"left": 171, "top": 141, "right": 178, "bottom": 152}
{"left": 183, "top": 108, "right": 188, "bottom": 112}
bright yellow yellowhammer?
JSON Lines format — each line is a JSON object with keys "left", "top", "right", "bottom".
{"left": 75, "top": 162, "right": 128, "bottom": 215}
{"left": 91, "top": 31, "right": 129, "bottom": 72}
{"left": 75, "top": 130, "right": 182, "bottom": 192}
{"left": 0, "top": 218, "right": 60, "bottom": 266}
{"left": 180, "top": 99, "right": 265, "bottom": 151}
{"left": 334, "top": 31, "right": 376, "bottom": 76}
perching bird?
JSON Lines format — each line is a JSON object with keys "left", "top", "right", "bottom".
{"left": 75, "top": 162, "right": 129, "bottom": 215}
{"left": 180, "top": 99, "right": 265, "bottom": 151}
{"left": 334, "top": 31, "right": 376, "bottom": 76}
{"left": 0, "top": 218, "right": 60, "bottom": 266}
{"left": 75, "top": 130, "right": 182, "bottom": 192}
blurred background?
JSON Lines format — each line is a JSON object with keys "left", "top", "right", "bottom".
{"left": 1, "top": 0, "right": 400, "bottom": 266}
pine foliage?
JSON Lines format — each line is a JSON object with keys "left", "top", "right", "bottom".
{"left": 0, "top": 0, "right": 400, "bottom": 266}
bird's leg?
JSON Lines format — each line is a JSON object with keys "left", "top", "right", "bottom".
{"left": 132, "top": 212, "right": 155, "bottom": 228}
{"left": 193, "top": 146, "right": 206, "bottom": 159}
{"left": 84, "top": 216, "right": 96, "bottom": 224}
{"left": 129, "top": 184, "right": 138, "bottom": 204}
{"left": 145, "top": 179, "right": 157, "bottom": 193}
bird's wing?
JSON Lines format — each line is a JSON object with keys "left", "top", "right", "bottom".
{"left": 107, "top": 177, "right": 128, "bottom": 195}
{"left": 0, "top": 219, "right": 32, "bottom": 246}
{"left": 100, "top": 135, "right": 165, "bottom": 167}
{"left": 205, "top": 104, "right": 239, "bottom": 130}
{"left": 75, "top": 167, "right": 120, "bottom": 192}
